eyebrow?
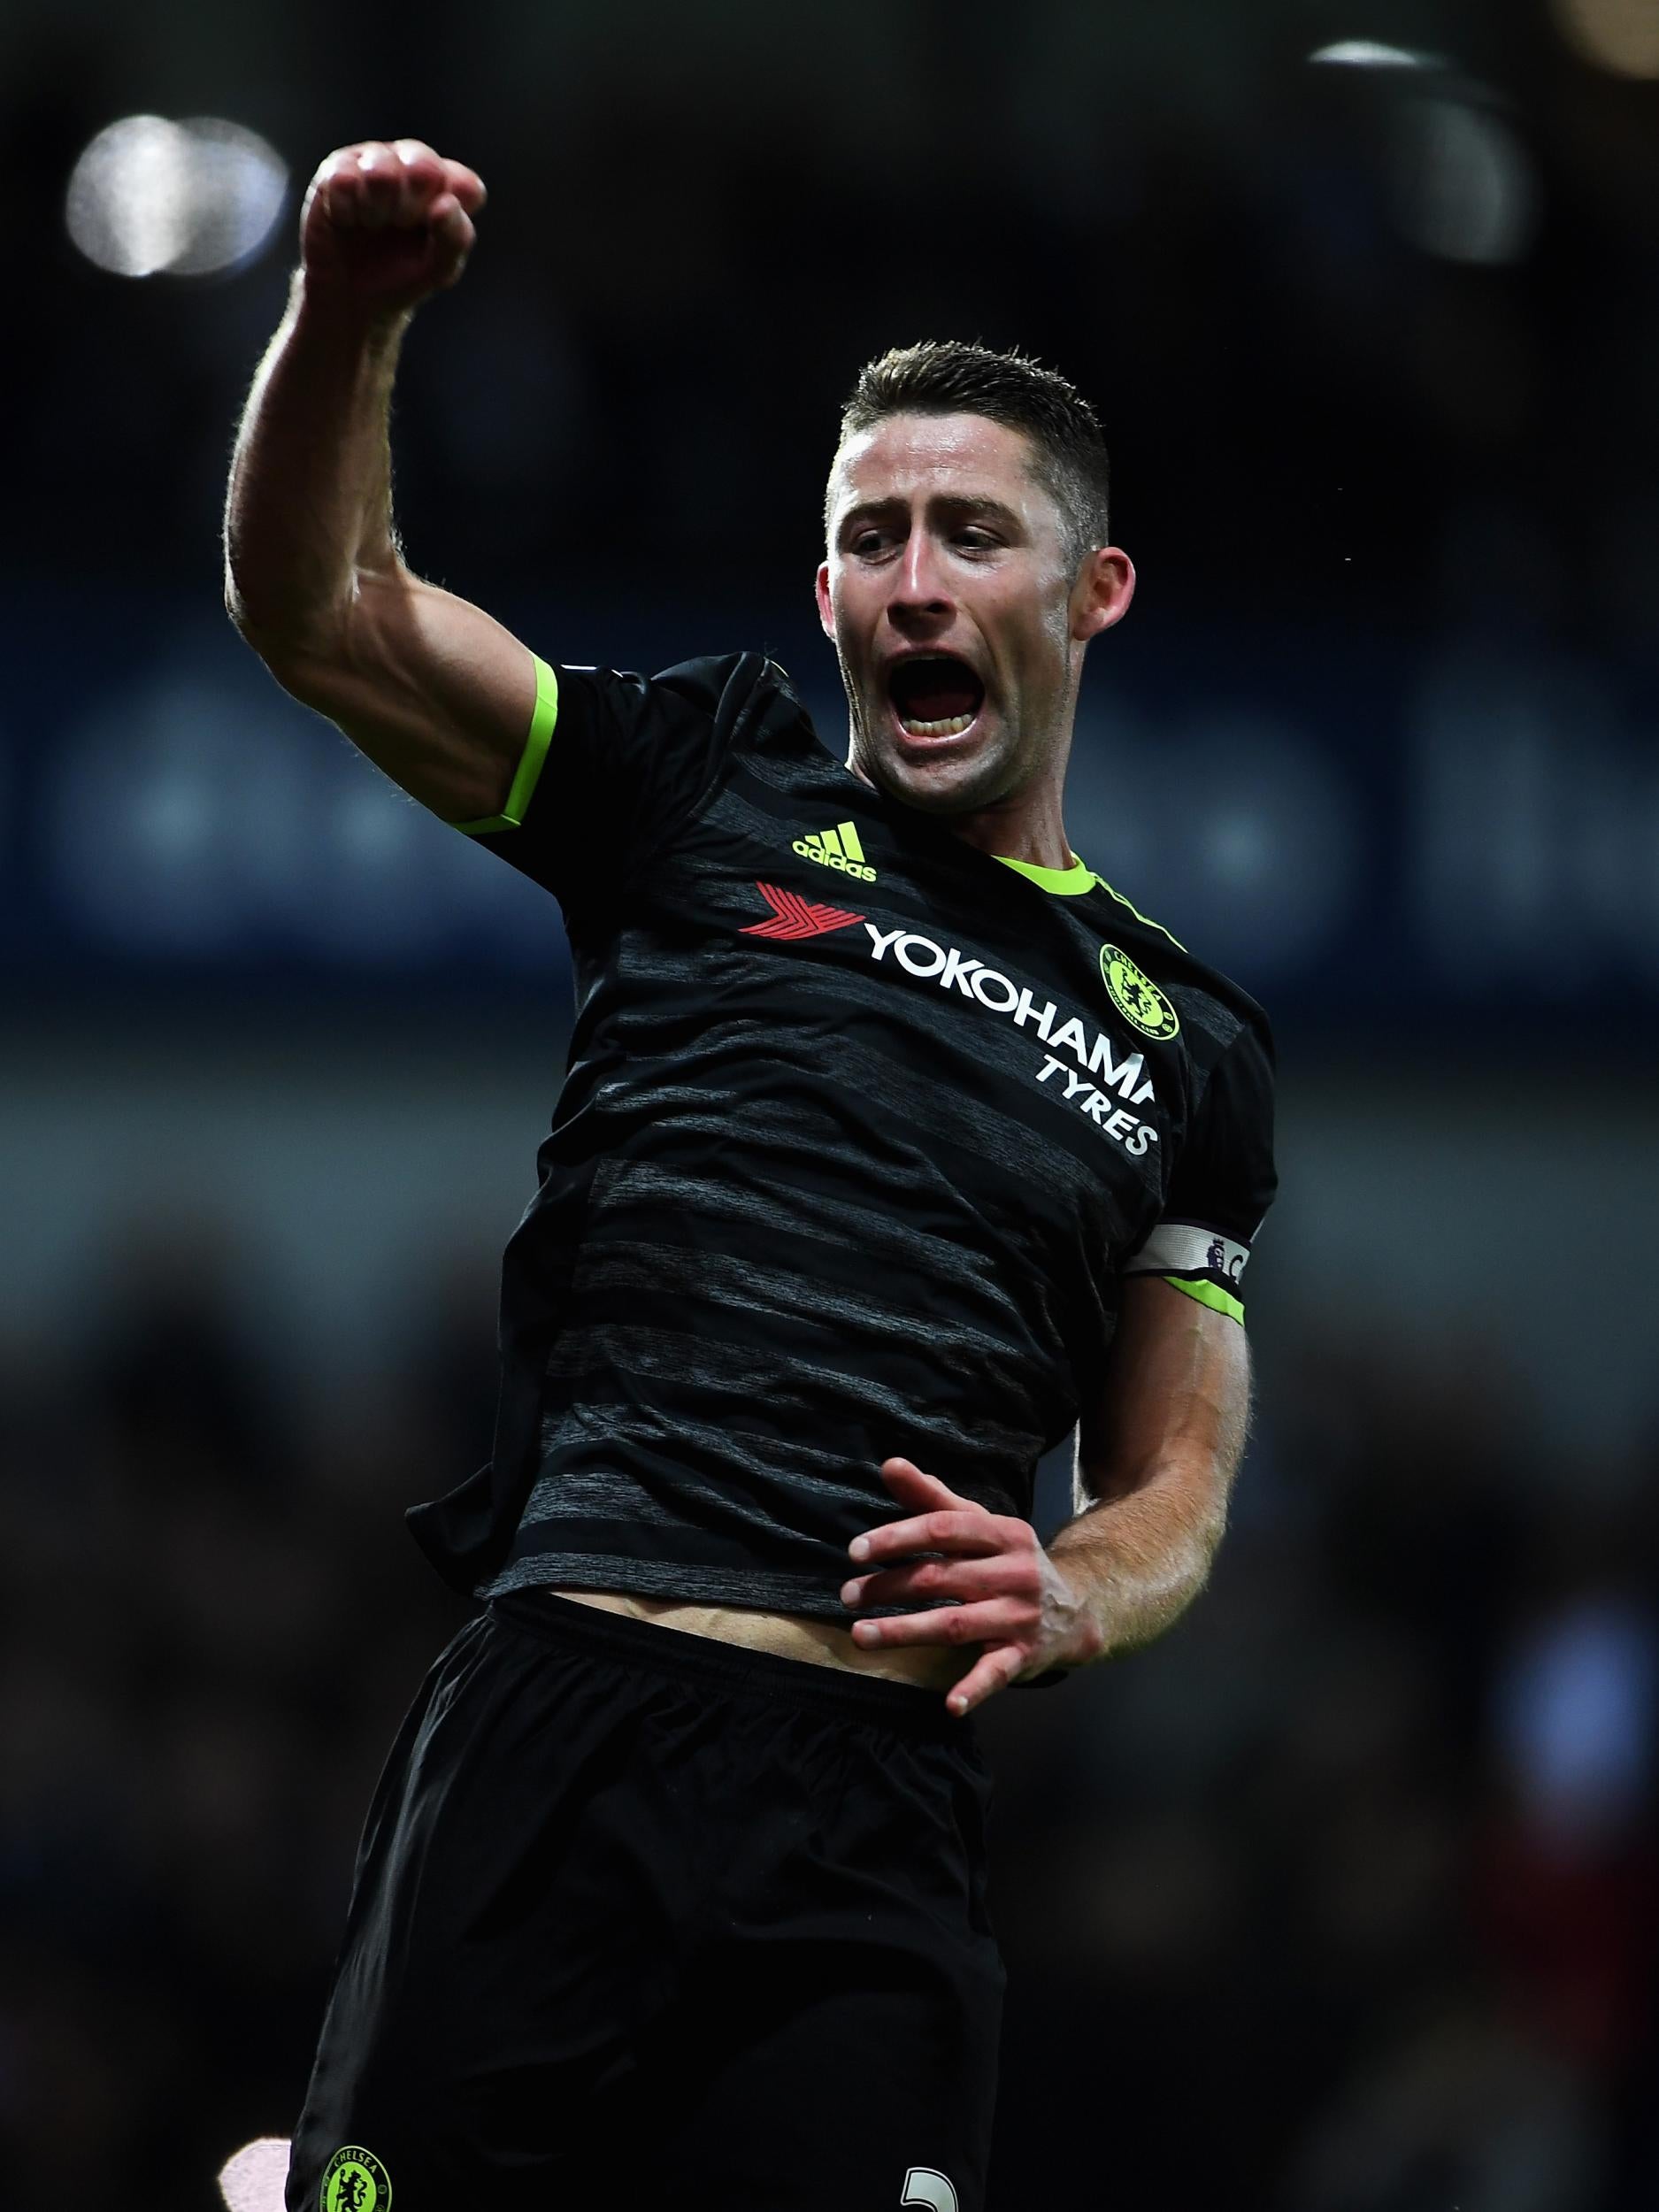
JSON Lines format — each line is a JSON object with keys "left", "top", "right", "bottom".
{"left": 834, "top": 493, "right": 1027, "bottom": 547}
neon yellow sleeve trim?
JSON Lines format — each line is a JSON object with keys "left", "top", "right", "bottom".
{"left": 994, "top": 852, "right": 1098, "bottom": 895}
{"left": 1162, "top": 1274, "right": 1246, "bottom": 1325}
{"left": 452, "top": 655, "right": 559, "bottom": 835}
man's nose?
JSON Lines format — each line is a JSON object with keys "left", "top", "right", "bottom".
{"left": 888, "top": 530, "right": 953, "bottom": 628}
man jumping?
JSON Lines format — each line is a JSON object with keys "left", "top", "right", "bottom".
{"left": 227, "top": 137, "right": 1276, "bottom": 2212}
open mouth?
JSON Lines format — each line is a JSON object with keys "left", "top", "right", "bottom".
{"left": 887, "top": 654, "right": 987, "bottom": 738}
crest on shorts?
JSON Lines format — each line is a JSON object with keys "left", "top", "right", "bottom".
{"left": 1100, "top": 944, "right": 1179, "bottom": 1041}
{"left": 320, "top": 2146, "right": 391, "bottom": 2212}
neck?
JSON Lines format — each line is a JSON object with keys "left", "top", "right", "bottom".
{"left": 944, "top": 786, "right": 1074, "bottom": 870}
{"left": 841, "top": 743, "right": 1075, "bottom": 869}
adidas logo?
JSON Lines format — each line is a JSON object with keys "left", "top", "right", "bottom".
{"left": 742, "top": 882, "right": 864, "bottom": 940}
{"left": 793, "top": 820, "right": 876, "bottom": 883}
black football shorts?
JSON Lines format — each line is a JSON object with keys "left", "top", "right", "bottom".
{"left": 285, "top": 1589, "right": 1004, "bottom": 2212}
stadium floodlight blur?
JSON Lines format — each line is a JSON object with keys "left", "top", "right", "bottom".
{"left": 1307, "top": 40, "right": 1448, "bottom": 69}
{"left": 65, "top": 115, "right": 288, "bottom": 280}
{"left": 1309, "top": 46, "right": 1539, "bottom": 267}
{"left": 217, "top": 2137, "right": 290, "bottom": 2212}
{"left": 1553, "top": 0, "right": 1659, "bottom": 76}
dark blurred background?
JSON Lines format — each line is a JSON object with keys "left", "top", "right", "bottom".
{"left": 3, "top": 1, "right": 1657, "bottom": 2206}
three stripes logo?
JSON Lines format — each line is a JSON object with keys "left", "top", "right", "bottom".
{"left": 741, "top": 882, "right": 865, "bottom": 941}
{"left": 793, "top": 818, "right": 876, "bottom": 882}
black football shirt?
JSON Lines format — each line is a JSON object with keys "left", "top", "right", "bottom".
{"left": 405, "top": 652, "right": 1277, "bottom": 1622}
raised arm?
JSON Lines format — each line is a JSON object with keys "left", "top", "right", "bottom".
{"left": 225, "top": 138, "right": 541, "bottom": 827}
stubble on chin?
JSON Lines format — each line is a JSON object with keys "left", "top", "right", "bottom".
{"left": 852, "top": 726, "right": 1024, "bottom": 819}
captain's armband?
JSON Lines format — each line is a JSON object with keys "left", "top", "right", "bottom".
{"left": 1123, "top": 1218, "right": 1253, "bottom": 1325}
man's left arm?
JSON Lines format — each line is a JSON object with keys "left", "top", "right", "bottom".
{"left": 1049, "top": 1270, "right": 1249, "bottom": 1651}
{"left": 841, "top": 1276, "right": 1251, "bottom": 1715}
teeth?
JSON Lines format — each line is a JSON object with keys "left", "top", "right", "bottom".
{"left": 898, "top": 712, "right": 975, "bottom": 736}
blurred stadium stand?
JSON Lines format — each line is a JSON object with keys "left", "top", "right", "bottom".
{"left": 2, "top": 0, "right": 1656, "bottom": 2203}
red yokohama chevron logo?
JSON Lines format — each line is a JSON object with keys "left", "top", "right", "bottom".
{"left": 741, "top": 880, "right": 865, "bottom": 941}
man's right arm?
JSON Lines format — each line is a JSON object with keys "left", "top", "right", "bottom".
{"left": 224, "top": 139, "right": 540, "bottom": 828}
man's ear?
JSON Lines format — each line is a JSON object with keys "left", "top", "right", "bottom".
{"left": 815, "top": 560, "right": 835, "bottom": 640}
{"left": 1071, "top": 546, "right": 1135, "bottom": 642}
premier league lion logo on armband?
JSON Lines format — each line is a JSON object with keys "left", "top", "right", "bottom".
{"left": 1100, "top": 945, "right": 1180, "bottom": 1041}
{"left": 321, "top": 2147, "right": 392, "bottom": 2212}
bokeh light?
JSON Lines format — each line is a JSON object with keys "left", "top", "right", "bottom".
{"left": 1553, "top": 0, "right": 1659, "bottom": 77}
{"left": 1389, "top": 96, "right": 1538, "bottom": 264}
{"left": 1307, "top": 41, "right": 1448, "bottom": 70}
{"left": 65, "top": 115, "right": 288, "bottom": 279}
{"left": 218, "top": 2137, "right": 290, "bottom": 2212}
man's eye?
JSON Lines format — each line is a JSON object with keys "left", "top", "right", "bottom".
{"left": 956, "top": 529, "right": 1000, "bottom": 549}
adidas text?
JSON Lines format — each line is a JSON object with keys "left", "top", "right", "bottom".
{"left": 795, "top": 821, "right": 877, "bottom": 883}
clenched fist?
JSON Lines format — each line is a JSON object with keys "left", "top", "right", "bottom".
{"left": 299, "top": 139, "right": 487, "bottom": 315}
